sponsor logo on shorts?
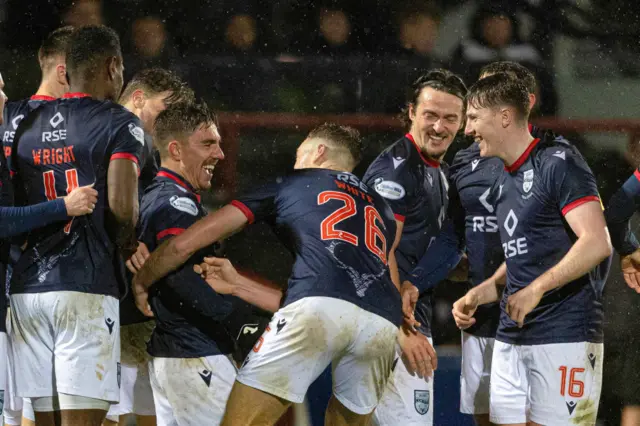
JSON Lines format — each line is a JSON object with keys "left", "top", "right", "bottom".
{"left": 414, "top": 390, "right": 430, "bottom": 415}
{"left": 276, "top": 318, "right": 287, "bottom": 334}
{"left": 199, "top": 369, "right": 212, "bottom": 387}
{"left": 105, "top": 317, "right": 115, "bottom": 335}
{"left": 588, "top": 353, "right": 596, "bottom": 369}
{"left": 566, "top": 400, "right": 577, "bottom": 415}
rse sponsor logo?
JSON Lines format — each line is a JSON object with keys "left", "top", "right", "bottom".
{"left": 502, "top": 237, "right": 528, "bottom": 258}
{"left": 373, "top": 178, "right": 405, "bottom": 200}
{"left": 336, "top": 172, "right": 368, "bottom": 193}
{"left": 128, "top": 123, "right": 145, "bottom": 145}
{"left": 170, "top": 195, "right": 198, "bottom": 216}
{"left": 42, "top": 129, "right": 67, "bottom": 142}
{"left": 472, "top": 216, "right": 498, "bottom": 232}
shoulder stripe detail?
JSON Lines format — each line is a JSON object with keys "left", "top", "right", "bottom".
{"left": 156, "top": 227, "right": 185, "bottom": 241}
{"left": 561, "top": 196, "right": 600, "bottom": 216}
{"left": 230, "top": 200, "right": 255, "bottom": 224}
{"left": 110, "top": 153, "right": 140, "bottom": 176}
{"left": 394, "top": 213, "right": 405, "bottom": 223}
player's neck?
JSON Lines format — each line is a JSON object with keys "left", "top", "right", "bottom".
{"left": 502, "top": 128, "right": 536, "bottom": 167}
{"left": 68, "top": 81, "right": 109, "bottom": 101}
{"left": 35, "top": 78, "right": 64, "bottom": 99}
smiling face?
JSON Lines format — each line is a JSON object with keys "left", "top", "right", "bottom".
{"left": 176, "top": 124, "right": 224, "bottom": 191}
{"left": 464, "top": 103, "right": 503, "bottom": 158}
{"left": 408, "top": 87, "right": 464, "bottom": 160}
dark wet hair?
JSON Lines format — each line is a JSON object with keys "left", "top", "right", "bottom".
{"left": 467, "top": 72, "right": 530, "bottom": 120}
{"left": 480, "top": 61, "right": 536, "bottom": 94}
{"left": 154, "top": 101, "right": 219, "bottom": 158}
{"left": 306, "top": 122, "right": 363, "bottom": 167}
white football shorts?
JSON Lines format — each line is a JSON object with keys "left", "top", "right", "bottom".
{"left": 490, "top": 340, "right": 603, "bottom": 425}
{"left": 237, "top": 296, "right": 398, "bottom": 415}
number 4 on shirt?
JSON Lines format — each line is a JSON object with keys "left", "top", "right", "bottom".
{"left": 43, "top": 168, "right": 79, "bottom": 233}
{"left": 318, "top": 190, "right": 387, "bottom": 265}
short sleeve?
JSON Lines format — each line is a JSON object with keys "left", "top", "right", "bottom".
{"left": 150, "top": 195, "right": 202, "bottom": 245}
{"left": 109, "top": 109, "right": 147, "bottom": 170}
{"left": 363, "top": 156, "right": 412, "bottom": 222}
{"left": 232, "top": 181, "right": 280, "bottom": 224}
{"left": 543, "top": 149, "right": 600, "bottom": 216}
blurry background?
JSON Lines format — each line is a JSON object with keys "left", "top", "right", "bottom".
{"left": 2, "top": 0, "right": 640, "bottom": 424}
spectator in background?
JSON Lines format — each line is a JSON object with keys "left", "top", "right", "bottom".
{"left": 225, "top": 14, "right": 258, "bottom": 53}
{"left": 63, "top": 0, "right": 103, "bottom": 27}
{"left": 125, "top": 16, "right": 179, "bottom": 80}
{"left": 311, "top": 7, "right": 353, "bottom": 55}
{"left": 449, "top": 2, "right": 557, "bottom": 116}
{"left": 396, "top": 2, "right": 441, "bottom": 59}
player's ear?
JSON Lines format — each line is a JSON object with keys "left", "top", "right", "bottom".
{"left": 132, "top": 89, "right": 145, "bottom": 110}
{"left": 528, "top": 93, "right": 536, "bottom": 111}
{"left": 501, "top": 107, "right": 512, "bottom": 129}
{"left": 167, "top": 140, "right": 181, "bottom": 161}
{"left": 56, "top": 64, "right": 67, "bottom": 86}
{"left": 408, "top": 103, "right": 416, "bottom": 122}
{"left": 106, "top": 56, "right": 118, "bottom": 81}
{"left": 314, "top": 143, "right": 327, "bottom": 165}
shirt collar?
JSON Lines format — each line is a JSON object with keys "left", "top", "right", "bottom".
{"left": 62, "top": 92, "right": 92, "bottom": 99}
{"left": 505, "top": 138, "right": 541, "bottom": 173}
{"left": 156, "top": 168, "right": 201, "bottom": 203}
{"left": 405, "top": 133, "right": 440, "bottom": 168}
{"left": 30, "top": 95, "right": 56, "bottom": 101}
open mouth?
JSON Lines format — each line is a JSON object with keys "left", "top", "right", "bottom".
{"left": 203, "top": 164, "right": 216, "bottom": 176}
{"left": 428, "top": 133, "right": 446, "bottom": 142}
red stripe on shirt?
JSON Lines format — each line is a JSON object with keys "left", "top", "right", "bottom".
{"left": 505, "top": 138, "right": 541, "bottom": 172}
{"left": 634, "top": 169, "right": 640, "bottom": 182}
{"left": 156, "top": 227, "right": 185, "bottom": 241}
{"left": 394, "top": 213, "right": 405, "bottom": 223}
{"left": 62, "top": 92, "right": 91, "bottom": 99}
{"left": 110, "top": 153, "right": 140, "bottom": 176}
{"left": 561, "top": 196, "right": 600, "bottom": 216}
{"left": 30, "top": 95, "right": 56, "bottom": 101}
{"left": 230, "top": 200, "right": 255, "bottom": 224}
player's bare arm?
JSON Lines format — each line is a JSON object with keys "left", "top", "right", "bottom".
{"left": 388, "top": 219, "right": 404, "bottom": 292}
{"left": 453, "top": 262, "right": 506, "bottom": 329}
{"left": 133, "top": 204, "right": 248, "bottom": 293}
{"left": 108, "top": 158, "right": 139, "bottom": 258}
{"left": 195, "top": 256, "right": 283, "bottom": 313}
{"left": 506, "top": 201, "right": 612, "bottom": 327}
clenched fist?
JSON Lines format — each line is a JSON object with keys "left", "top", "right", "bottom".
{"left": 63, "top": 184, "right": 98, "bottom": 216}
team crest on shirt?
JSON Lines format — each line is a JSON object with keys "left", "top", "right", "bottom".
{"left": 128, "top": 123, "right": 145, "bottom": 145}
{"left": 414, "top": 390, "right": 430, "bottom": 415}
{"left": 522, "top": 169, "right": 534, "bottom": 193}
{"left": 170, "top": 195, "right": 198, "bottom": 216}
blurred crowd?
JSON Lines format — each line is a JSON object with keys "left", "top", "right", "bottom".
{"left": 2, "top": 0, "right": 640, "bottom": 114}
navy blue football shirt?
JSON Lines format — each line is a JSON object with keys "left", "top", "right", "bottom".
{"left": 232, "top": 168, "right": 402, "bottom": 326}
{"left": 9, "top": 92, "right": 147, "bottom": 298}
{"left": 1, "top": 95, "right": 56, "bottom": 171}
{"left": 363, "top": 133, "right": 449, "bottom": 335}
{"left": 490, "top": 132, "right": 609, "bottom": 345}
{"left": 448, "top": 142, "right": 504, "bottom": 337}
{"left": 140, "top": 168, "right": 235, "bottom": 358}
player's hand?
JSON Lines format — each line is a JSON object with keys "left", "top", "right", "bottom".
{"left": 401, "top": 281, "right": 421, "bottom": 328}
{"left": 126, "top": 242, "right": 150, "bottom": 274}
{"left": 132, "top": 275, "right": 154, "bottom": 318}
{"left": 621, "top": 248, "right": 640, "bottom": 293}
{"left": 452, "top": 291, "right": 478, "bottom": 329}
{"left": 506, "top": 284, "right": 543, "bottom": 328}
{"left": 194, "top": 256, "right": 239, "bottom": 295}
{"left": 63, "top": 183, "right": 98, "bottom": 216}
{"left": 398, "top": 324, "right": 437, "bottom": 379}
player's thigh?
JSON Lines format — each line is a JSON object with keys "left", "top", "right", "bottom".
{"left": 460, "top": 332, "right": 495, "bottom": 415}
{"left": 526, "top": 341, "right": 603, "bottom": 425}
{"left": 53, "top": 292, "right": 120, "bottom": 403}
{"left": 221, "top": 381, "right": 291, "bottom": 426}
{"left": 371, "top": 338, "right": 434, "bottom": 426}
{"left": 149, "top": 355, "right": 236, "bottom": 426}
{"left": 331, "top": 309, "right": 396, "bottom": 416}
{"left": 236, "top": 297, "right": 345, "bottom": 405}
{"left": 8, "top": 294, "right": 56, "bottom": 398}
{"left": 325, "top": 394, "right": 373, "bottom": 426}
{"left": 489, "top": 341, "right": 528, "bottom": 425}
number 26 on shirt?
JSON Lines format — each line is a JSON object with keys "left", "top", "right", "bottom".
{"left": 318, "top": 191, "right": 387, "bottom": 265}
